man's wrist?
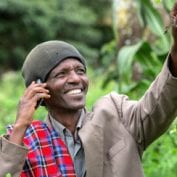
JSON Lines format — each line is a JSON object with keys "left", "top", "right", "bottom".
{"left": 9, "top": 123, "right": 28, "bottom": 145}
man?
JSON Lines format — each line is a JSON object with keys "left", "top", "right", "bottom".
{"left": 1, "top": 3, "right": 177, "bottom": 177}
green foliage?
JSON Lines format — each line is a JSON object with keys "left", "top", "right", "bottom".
{"left": 154, "top": 0, "right": 161, "bottom": 3}
{"left": 143, "top": 122, "right": 177, "bottom": 177}
{"left": 86, "top": 67, "right": 116, "bottom": 110}
{"left": 162, "top": 0, "right": 175, "bottom": 11}
{"left": 0, "top": 0, "right": 113, "bottom": 71}
{"left": 117, "top": 40, "right": 165, "bottom": 98}
{"left": 0, "top": 72, "right": 24, "bottom": 134}
{"left": 102, "top": 0, "right": 173, "bottom": 93}
{"left": 139, "top": 0, "right": 164, "bottom": 36}
{"left": 6, "top": 173, "right": 12, "bottom": 177}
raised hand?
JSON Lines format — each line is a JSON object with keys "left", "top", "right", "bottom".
{"left": 9, "top": 81, "right": 50, "bottom": 145}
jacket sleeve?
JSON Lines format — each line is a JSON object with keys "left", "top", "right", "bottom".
{"left": 0, "top": 135, "right": 28, "bottom": 177}
{"left": 117, "top": 55, "right": 177, "bottom": 149}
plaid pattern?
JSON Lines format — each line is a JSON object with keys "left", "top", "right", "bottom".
{"left": 8, "top": 120, "right": 76, "bottom": 177}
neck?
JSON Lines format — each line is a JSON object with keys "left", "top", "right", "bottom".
{"left": 49, "top": 108, "right": 82, "bottom": 134}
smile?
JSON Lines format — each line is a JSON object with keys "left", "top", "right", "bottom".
{"left": 66, "top": 89, "right": 82, "bottom": 95}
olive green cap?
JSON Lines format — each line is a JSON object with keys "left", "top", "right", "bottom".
{"left": 22, "top": 40, "right": 86, "bottom": 87}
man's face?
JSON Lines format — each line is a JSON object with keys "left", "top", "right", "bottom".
{"left": 46, "top": 58, "right": 89, "bottom": 111}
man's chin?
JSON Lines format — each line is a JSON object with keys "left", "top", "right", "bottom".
{"left": 64, "top": 97, "right": 86, "bottom": 110}
{"left": 66, "top": 103, "right": 85, "bottom": 111}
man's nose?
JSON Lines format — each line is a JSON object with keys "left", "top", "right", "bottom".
{"left": 67, "top": 71, "right": 80, "bottom": 83}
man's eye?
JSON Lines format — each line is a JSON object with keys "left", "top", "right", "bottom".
{"left": 77, "top": 68, "right": 86, "bottom": 74}
{"left": 54, "top": 72, "right": 65, "bottom": 78}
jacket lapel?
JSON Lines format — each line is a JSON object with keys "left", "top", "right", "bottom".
{"left": 45, "top": 112, "right": 104, "bottom": 177}
{"left": 79, "top": 113, "right": 104, "bottom": 177}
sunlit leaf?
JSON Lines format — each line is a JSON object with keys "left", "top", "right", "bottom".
{"left": 141, "top": 0, "right": 164, "bottom": 36}
{"left": 154, "top": 0, "right": 161, "bottom": 4}
{"left": 117, "top": 40, "right": 145, "bottom": 81}
{"left": 162, "top": 0, "right": 175, "bottom": 12}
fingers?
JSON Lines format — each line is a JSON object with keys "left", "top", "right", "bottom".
{"left": 24, "top": 81, "right": 50, "bottom": 101}
{"left": 33, "top": 89, "right": 51, "bottom": 102}
{"left": 18, "top": 81, "right": 51, "bottom": 112}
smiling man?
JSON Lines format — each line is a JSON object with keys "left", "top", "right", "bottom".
{"left": 1, "top": 3, "right": 177, "bottom": 177}
{"left": 46, "top": 58, "right": 88, "bottom": 112}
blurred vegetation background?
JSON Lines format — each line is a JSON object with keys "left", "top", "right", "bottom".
{"left": 0, "top": 0, "right": 177, "bottom": 176}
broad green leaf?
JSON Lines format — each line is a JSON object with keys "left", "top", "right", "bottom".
{"left": 162, "top": 0, "right": 175, "bottom": 12}
{"left": 137, "top": 0, "right": 164, "bottom": 36}
{"left": 117, "top": 40, "right": 145, "bottom": 81}
{"left": 116, "top": 40, "right": 163, "bottom": 94}
{"left": 153, "top": 34, "right": 172, "bottom": 55}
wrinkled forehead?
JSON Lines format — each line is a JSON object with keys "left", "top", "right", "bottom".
{"left": 47, "top": 58, "right": 86, "bottom": 78}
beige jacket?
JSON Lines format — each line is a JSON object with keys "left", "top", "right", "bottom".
{"left": 1, "top": 58, "right": 177, "bottom": 177}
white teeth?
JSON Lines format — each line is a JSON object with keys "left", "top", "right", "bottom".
{"left": 67, "top": 89, "right": 82, "bottom": 95}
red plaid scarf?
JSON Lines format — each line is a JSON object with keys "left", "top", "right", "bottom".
{"left": 8, "top": 120, "right": 76, "bottom": 177}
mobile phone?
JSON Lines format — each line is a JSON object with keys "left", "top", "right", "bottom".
{"left": 35, "top": 79, "right": 44, "bottom": 109}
